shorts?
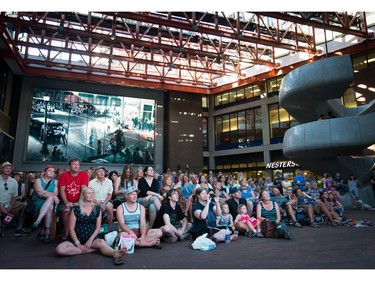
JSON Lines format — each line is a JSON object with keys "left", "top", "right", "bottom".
{"left": 9, "top": 200, "right": 27, "bottom": 217}
{"left": 57, "top": 203, "right": 72, "bottom": 215}
{"left": 349, "top": 188, "right": 359, "bottom": 199}
{"left": 137, "top": 197, "right": 158, "bottom": 212}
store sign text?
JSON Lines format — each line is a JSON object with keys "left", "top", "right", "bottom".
{"left": 265, "top": 161, "right": 299, "bottom": 169}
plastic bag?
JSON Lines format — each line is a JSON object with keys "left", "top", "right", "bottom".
{"left": 191, "top": 233, "right": 216, "bottom": 251}
{"left": 104, "top": 230, "right": 118, "bottom": 246}
{"left": 120, "top": 234, "right": 136, "bottom": 254}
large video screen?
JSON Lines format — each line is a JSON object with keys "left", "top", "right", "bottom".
{"left": 27, "top": 88, "right": 155, "bottom": 164}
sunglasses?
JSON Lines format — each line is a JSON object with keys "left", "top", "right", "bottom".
{"left": 4, "top": 183, "right": 8, "bottom": 190}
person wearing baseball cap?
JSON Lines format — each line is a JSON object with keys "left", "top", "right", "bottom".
{"left": 116, "top": 185, "right": 163, "bottom": 249}
{"left": 88, "top": 166, "right": 114, "bottom": 231}
{"left": 1, "top": 161, "right": 31, "bottom": 237}
{"left": 225, "top": 185, "right": 254, "bottom": 236}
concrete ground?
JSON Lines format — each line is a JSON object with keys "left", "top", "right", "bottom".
{"left": 0, "top": 208, "right": 374, "bottom": 279}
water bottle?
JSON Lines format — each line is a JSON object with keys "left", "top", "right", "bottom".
{"left": 225, "top": 227, "right": 231, "bottom": 244}
{"left": 113, "top": 233, "right": 121, "bottom": 250}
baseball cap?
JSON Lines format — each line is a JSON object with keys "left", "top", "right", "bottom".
{"left": 95, "top": 166, "right": 106, "bottom": 172}
{"left": 126, "top": 186, "right": 140, "bottom": 195}
{"left": 230, "top": 186, "right": 241, "bottom": 194}
{"left": 1, "top": 161, "right": 13, "bottom": 169}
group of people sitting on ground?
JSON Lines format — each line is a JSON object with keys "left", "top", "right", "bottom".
{"left": 1, "top": 160, "right": 371, "bottom": 265}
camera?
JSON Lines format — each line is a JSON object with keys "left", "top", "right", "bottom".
{"left": 209, "top": 194, "right": 217, "bottom": 199}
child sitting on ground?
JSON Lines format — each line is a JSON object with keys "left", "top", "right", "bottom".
{"left": 216, "top": 203, "right": 238, "bottom": 241}
{"left": 234, "top": 204, "right": 263, "bottom": 238}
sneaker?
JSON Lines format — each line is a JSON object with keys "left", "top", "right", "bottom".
{"left": 255, "top": 232, "right": 264, "bottom": 238}
{"left": 276, "top": 225, "right": 284, "bottom": 237}
{"left": 309, "top": 222, "right": 320, "bottom": 228}
{"left": 14, "top": 228, "right": 31, "bottom": 237}
{"left": 293, "top": 221, "right": 302, "bottom": 228}
{"left": 182, "top": 232, "right": 191, "bottom": 240}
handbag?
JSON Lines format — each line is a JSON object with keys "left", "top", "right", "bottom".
{"left": 260, "top": 219, "right": 277, "bottom": 238}
{"left": 25, "top": 179, "right": 52, "bottom": 217}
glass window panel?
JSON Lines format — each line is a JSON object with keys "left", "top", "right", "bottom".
{"left": 236, "top": 88, "right": 245, "bottom": 100}
{"left": 245, "top": 109, "right": 255, "bottom": 141}
{"left": 215, "top": 116, "right": 223, "bottom": 145}
{"left": 215, "top": 94, "right": 221, "bottom": 106}
{"left": 254, "top": 107, "right": 263, "bottom": 140}
{"left": 230, "top": 113, "right": 238, "bottom": 144}
{"left": 253, "top": 84, "right": 261, "bottom": 97}
{"left": 222, "top": 115, "right": 230, "bottom": 132}
{"left": 238, "top": 111, "right": 246, "bottom": 143}
{"left": 245, "top": 86, "right": 254, "bottom": 99}
{"left": 202, "top": 96, "right": 208, "bottom": 108}
{"left": 221, "top": 92, "right": 229, "bottom": 105}
{"left": 343, "top": 87, "right": 357, "bottom": 108}
{"left": 229, "top": 89, "right": 237, "bottom": 103}
{"left": 352, "top": 53, "right": 367, "bottom": 71}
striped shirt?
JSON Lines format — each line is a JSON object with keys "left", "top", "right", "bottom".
{"left": 259, "top": 201, "right": 277, "bottom": 222}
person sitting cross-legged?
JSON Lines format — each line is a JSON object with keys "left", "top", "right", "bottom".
{"left": 152, "top": 189, "right": 192, "bottom": 242}
{"left": 257, "top": 189, "right": 292, "bottom": 240}
{"left": 190, "top": 187, "right": 228, "bottom": 243}
{"left": 116, "top": 186, "right": 163, "bottom": 249}
{"left": 286, "top": 188, "right": 320, "bottom": 228}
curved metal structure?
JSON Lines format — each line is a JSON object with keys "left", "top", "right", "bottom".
{"left": 280, "top": 55, "right": 375, "bottom": 180}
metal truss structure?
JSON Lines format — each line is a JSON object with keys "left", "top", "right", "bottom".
{"left": 0, "top": 12, "right": 371, "bottom": 93}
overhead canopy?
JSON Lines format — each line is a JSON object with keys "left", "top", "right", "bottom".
{"left": 0, "top": 12, "right": 371, "bottom": 93}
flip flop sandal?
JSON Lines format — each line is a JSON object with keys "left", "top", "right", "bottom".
{"left": 113, "top": 254, "right": 124, "bottom": 265}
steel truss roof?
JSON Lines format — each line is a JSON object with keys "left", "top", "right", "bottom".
{"left": 0, "top": 12, "right": 371, "bottom": 93}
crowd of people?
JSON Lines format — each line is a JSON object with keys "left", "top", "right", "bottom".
{"left": 1, "top": 160, "right": 374, "bottom": 265}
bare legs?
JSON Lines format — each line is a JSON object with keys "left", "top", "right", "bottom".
{"left": 56, "top": 238, "right": 127, "bottom": 258}
{"left": 120, "top": 229, "right": 162, "bottom": 247}
{"left": 105, "top": 204, "right": 114, "bottom": 231}
{"left": 35, "top": 197, "right": 54, "bottom": 235}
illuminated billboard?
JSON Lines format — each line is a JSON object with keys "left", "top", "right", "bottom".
{"left": 27, "top": 88, "right": 155, "bottom": 164}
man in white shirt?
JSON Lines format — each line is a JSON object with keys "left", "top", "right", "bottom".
{"left": 0, "top": 161, "right": 30, "bottom": 237}
{"left": 89, "top": 166, "right": 114, "bottom": 231}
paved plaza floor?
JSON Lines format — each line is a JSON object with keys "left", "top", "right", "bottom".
{"left": 1, "top": 209, "right": 374, "bottom": 279}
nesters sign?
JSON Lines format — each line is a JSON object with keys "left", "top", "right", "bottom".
{"left": 265, "top": 161, "right": 299, "bottom": 169}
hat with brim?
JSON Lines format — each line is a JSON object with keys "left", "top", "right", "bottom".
{"left": 126, "top": 186, "right": 140, "bottom": 195}
{"left": 1, "top": 161, "right": 13, "bottom": 169}
{"left": 95, "top": 166, "right": 106, "bottom": 172}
